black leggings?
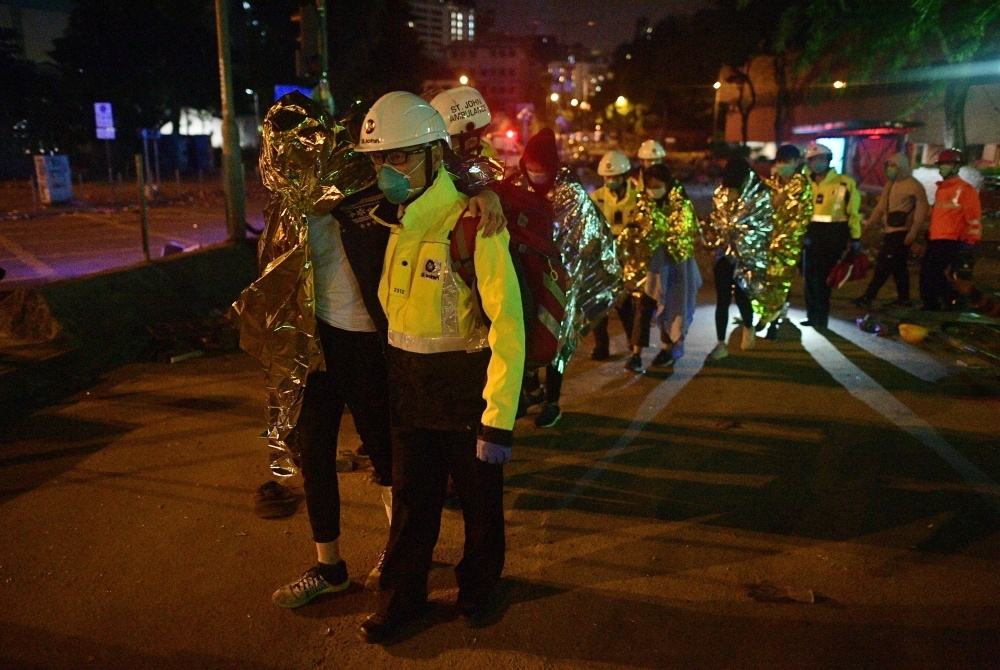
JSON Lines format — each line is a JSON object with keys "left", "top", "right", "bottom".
{"left": 713, "top": 256, "right": 754, "bottom": 341}
{"left": 297, "top": 322, "right": 393, "bottom": 544}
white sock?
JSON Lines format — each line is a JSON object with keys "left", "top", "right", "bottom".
{"left": 316, "top": 538, "right": 341, "bottom": 565}
{"left": 381, "top": 486, "right": 392, "bottom": 525}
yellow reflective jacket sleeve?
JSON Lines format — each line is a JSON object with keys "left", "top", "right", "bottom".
{"left": 847, "top": 179, "right": 862, "bottom": 240}
{"left": 474, "top": 227, "right": 525, "bottom": 431}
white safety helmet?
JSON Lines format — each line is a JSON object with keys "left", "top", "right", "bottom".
{"left": 804, "top": 142, "right": 833, "bottom": 160}
{"left": 429, "top": 86, "right": 492, "bottom": 136}
{"left": 637, "top": 140, "right": 666, "bottom": 161}
{"left": 355, "top": 91, "right": 449, "bottom": 153}
{"left": 598, "top": 150, "right": 631, "bottom": 177}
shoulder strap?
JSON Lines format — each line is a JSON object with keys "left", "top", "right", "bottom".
{"left": 449, "top": 207, "right": 489, "bottom": 327}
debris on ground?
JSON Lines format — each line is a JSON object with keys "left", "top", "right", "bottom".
{"left": 253, "top": 481, "right": 300, "bottom": 519}
{"left": 148, "top": 314, "right": 239, "bottom": 363}
{"left": 748, "top": 581, "right": 816, "bottom": 604}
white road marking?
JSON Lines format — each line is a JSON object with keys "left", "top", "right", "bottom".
{"left": 791, "top": 309, "right": 1000, "bottom": 513}
{"left": 553, "top": 306, "right": 717, "bottom": 512}
{"left": 824, "top": 314, "right": 950, "bottom": 382}
{"left": 0, "top": 232, "right": 57, "bottom": 279}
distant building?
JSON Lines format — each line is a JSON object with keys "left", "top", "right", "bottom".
{"left": 548, "top": 57, "right": 607, "bottom": 106}
{"left": 408, "top": 0, "right": 475, "bottom": 58}
{"left": 716, "top": 55, "right": 1000, "bottom": 188}
{"left": 446, "top": 34, "right": 543, "bottom": 118}
{"left": 0, "top": 0, "right": 72, "bottom": 63}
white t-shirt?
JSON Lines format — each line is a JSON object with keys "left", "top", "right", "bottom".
{"left": 306, "top": 213, "right": 376, "bottom": 332}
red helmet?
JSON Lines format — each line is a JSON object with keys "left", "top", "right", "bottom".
{"left": 935, "top": 148, "right": 964, "bottom": 165}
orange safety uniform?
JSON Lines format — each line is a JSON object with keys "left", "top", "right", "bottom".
{"left": 929, "top": 176, "right": 982, "bottom": 244}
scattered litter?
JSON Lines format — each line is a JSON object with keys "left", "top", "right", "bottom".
{"left": 857, "top": 314, "right": 889, "bottom": 336}
{"left": 335, "top": 456, "right": 354, "bottom": 473}
{"left": 748, "top": 581, "right": 815, "bottom": 604}
{"left": 169, "top": 350, "right": 204, "bottom": 364}
{"left": 234, "top": 531, "right": 248, "bottom": 537}
{"left": 254, "top": 481, "right": 300, "bottom": 519}
{"left": 714, "top": 419, "right": 742, "bottom": 430}
{"left": 898, "top": 323, "right": 929, "bottom": 344}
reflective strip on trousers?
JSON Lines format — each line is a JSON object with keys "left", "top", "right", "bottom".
{"left": 388, "top": 328, "right": 489, "bottom": 354}
{"left": 811, "top": 215, "right": 849, "bottom": 223}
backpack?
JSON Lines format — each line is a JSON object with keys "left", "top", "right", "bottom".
{"left": 450, "top": 187, "right": 569, "bottom": 370}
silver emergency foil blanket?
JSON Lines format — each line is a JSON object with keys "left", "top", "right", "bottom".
{"left": 448, "top": 155, "right": 506, "bottom": 192}
{"left": 709, "top": 172, "right": 775, "bottom": 299}
{"left": 549, "top": 167, "right": 624, "bottom": 372}
{"left": 229, "top": 91, "right": 375, "bottom": 476}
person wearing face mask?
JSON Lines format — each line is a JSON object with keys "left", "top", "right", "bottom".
{"left": 915, "top": 149, "right": 982, "bottom": 311}
{"left": 753, "top": 144, "right": 813, "bottom": 339}
{"left": 636, "top": 162, "right": 702, "bottom": 371}
{"left": 429, "top": 85, "right": 499, "bottom": 161}
{"left": 589, "top": 150, "right": 640, "bottom": 360}
{"left": 630, "top": 139, "right": 667, "bottom": 192}
{"left": 852, "top": 153, "right": 928, "bottom": 309}
{"left": 355, "top": 92, "right": 525, "bottom": 643}
{"left": 489, "top": 128, "right": 565, "bottom": 427}
{"left": 801, "top": 142, "right": 862, "bottom": 330}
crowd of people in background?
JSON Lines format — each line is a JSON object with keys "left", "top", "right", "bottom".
{"left": 247, "top": 84, "right": 987, "bottom": 646}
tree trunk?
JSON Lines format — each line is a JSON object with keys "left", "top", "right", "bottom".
{"left": 773, "top": 54, "right": 790, "bottom": 144}
{"left": 942, "top": 80, "right": 969, "bottom": 152}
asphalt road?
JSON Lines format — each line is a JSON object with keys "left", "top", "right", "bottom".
{"left": 3, "top": 279, "right": 999, "bottom": 669}
{"left": 0, "top": 179, "right": 268, "bottom": 287}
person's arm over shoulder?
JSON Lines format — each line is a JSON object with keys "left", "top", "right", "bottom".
{"left": 845, "top": 176, "right": 863, "bottom": 239}
{"left": 473, "top": 228, "right": 525, "bottom": 444}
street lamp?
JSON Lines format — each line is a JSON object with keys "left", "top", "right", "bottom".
{"left": 550, "top": 92, "right": 560, "bottom": 102}
{"left": 459, "top": 74, "right": 469, "bottom": 85}
{"left": 833, "top": 80, "right": 847, "bottom": 89}
{"left": 570, "top": 98, "right": 579, "bottom": 107}
{"left": 713, "top": 81, "right": 722, "bottom": 90}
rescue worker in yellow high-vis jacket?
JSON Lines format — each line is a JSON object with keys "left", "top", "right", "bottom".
{"left": 354, "top": 91, "right": 525, "bottom": 644}
{"left": 801, "top": 142, "right": 862, "bottom": 330}
{"left": 588, "top": 149, "right": 638, "bottom": 359}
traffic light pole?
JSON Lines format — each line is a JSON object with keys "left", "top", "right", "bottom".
{"left": 215, "top": 0, "right": 246, "bottom": 242}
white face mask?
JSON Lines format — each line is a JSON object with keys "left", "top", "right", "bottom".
{"left": 646, "top": 186, "right": 667, "bottom": 201}
{"left": 526, "top": 170, "right": 549, "bottom": 184}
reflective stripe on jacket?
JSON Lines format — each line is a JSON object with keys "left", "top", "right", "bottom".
{"left": 591, "top": 184, "right": 640, "bottom": 237}
{"left": 930, "top": 176, "right": 982, "bottom": 244}
{"left": 376, "top": 165, "right": 525, "bottom": 433}
{"left": 808, "top": 169, "right": 862, "bottom": 239}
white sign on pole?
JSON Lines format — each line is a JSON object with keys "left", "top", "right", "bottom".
{"left": 34, "top": 155, "right": 75, "bottom": 204}
{"left": 96, "top": 126, "right": 116, "bottom": 140}
{"left": 94, "top": 102, "right": 114, "bottom": 129}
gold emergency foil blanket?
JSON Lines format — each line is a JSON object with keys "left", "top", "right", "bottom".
{"left": 229, "top": 91, "right": 376, "bottom": 476}
{"left": 632, "top": 182, "right": 699, "bottom": 285}
{"left": 709, "top": 172, "right": 774, "bottom": 299}
{"left": 753, "top": 173, "right": 813, "bottom": 324}
{"left": 549, "top": 167, "right": 624, "bottom": 372}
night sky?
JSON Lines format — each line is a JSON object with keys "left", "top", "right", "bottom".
{"left": 478, "top": 0, "right": 712, "bottom": 53}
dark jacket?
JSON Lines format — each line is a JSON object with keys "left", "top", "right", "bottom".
{"left": 330, "top": 183, "right": 390, "bottom": 340}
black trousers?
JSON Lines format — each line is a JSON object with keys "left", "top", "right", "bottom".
{"left": 593, "top": 294, "right": 661, "bottom": 351}
{"left": 544, "top": 364, "right": 562, "bottom": 403}
{"left": 378, "top": 426, "right": 505, "bottom": 616}
{"left": 919, "top": 239, "right": 961, "bottom": 310}
{"left": 863, "top": 231, "right": 910, "bottom": 302}
{"left": 802, "top": 221, "right": 851, "bottom": 328}
{"left": 713, "top": 255, "right": 754, "bottom": 341}
{"left": 591, "top": 308, "right": 623, "bottom": 353}
{"left": 297, "top": 321, "right": 393, "bottom": 544}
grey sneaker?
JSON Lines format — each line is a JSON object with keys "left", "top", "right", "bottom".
{"left": 272, "top": 562, "right": 349, "bottom": 609}
{"left": 366, "top": 550, "right": 386, "bottom": 591}
{"left": 709, "top": 343, "right": 729, "bottom": 360}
